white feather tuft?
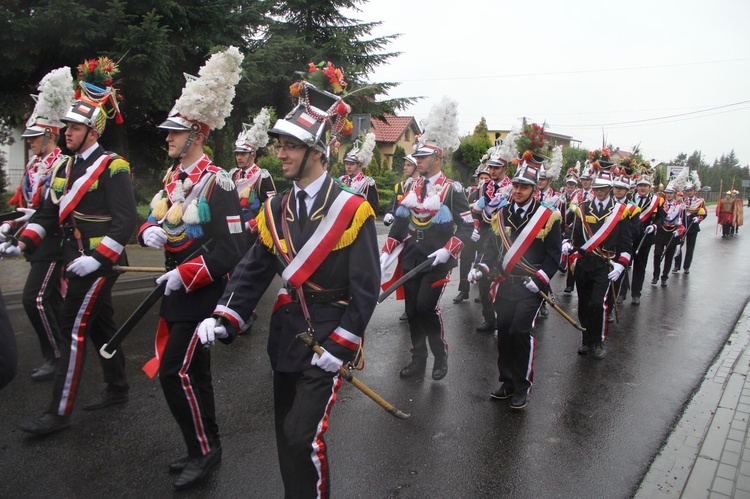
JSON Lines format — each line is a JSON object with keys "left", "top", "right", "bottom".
{"left": 419, "top": 96, "right": 460, "bottom": 152}
{"left": 173, "top": 46, "right": 244, "bottom": 131}
{"left": 667, "top": 167, "right": 690, "bottom": 192}
{"left": 347, "top": 132, "right": 377, "bottom": 168}
{"left": 495, "top": 127, "right": 521, "bottom": 163}
{"left": 547, "top": 145, "right": 563, "bottom": 180}
{"left": 27, "top": 67, "right": 74, "bottom": 128}
{"left": 689, "top": 170, "right": 702, "bottom": 190}
{"left": 239, "top": 107, "right": 271, "bottom": 150}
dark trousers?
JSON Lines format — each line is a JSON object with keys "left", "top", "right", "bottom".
{"left": 159, "top": 321, "right": 219, "bottom": 458}
{"left": 404, "top": 266, "right": 450, "bottom": 361}
{"left": 22, "top": 260, "right": 63, "bottom": 362}
{"left": 653, "top": 236, "right": 679, "bottom": 280}
{"left": 493, "top": 291, "right": 540, "bottom": 395}
{"left": 630, "top": 235, "right": 654, "bottom": 298}
{"left": 0, "top": 289, "right": 17, "bottom": 391}
{"left": 457, "top": 245, "right": 474, "bottom": 294}
{"left": 674, "top": 231, "right": 698, "bottom": 270}
{"left": 615, "top": 267, "right": 630, "bottom": 300}
{"left": 274, "top": 369, "right": 341, "bottom": 499}
{"left": 49, "top": 272, "right": 128, "bottom": 417}
{"left": 574, "top": 263, "right": 611, "bottom": 346}
{"left": 565, "top": 267, "right": 576, "bottom": 290}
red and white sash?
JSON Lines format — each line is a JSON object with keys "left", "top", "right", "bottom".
{"left": 234, "top": 164, "right": 262, "bottom": 192}
{"left": 638, "top": 195, "right": 660, "bottom": 223}
{"left": 580, "top": 203, "right": 627, "bottom": 253}
{"left": 265, "top": 191, "right": 364, "bottom": 288}
{"left": 58, "top": 155, "right": 111, "bottom": 222}
{"left": 500, "top": 205, "right": 554, "bottom": 274}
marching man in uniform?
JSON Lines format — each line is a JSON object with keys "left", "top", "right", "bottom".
{"left": 1, "top": 67, "right": 73, "bottom": 381}
{"left": 468, "top": 126, "right": 562, "bottom": 410}
{"left": 340, "top": 131, "right": 379, "bottom": 213}
{"left": 651, "top": 169, "right": 688, "bottom": 287}
{"left": 196, "top": 65, "right": 380, "bottom": 498}
{"left": 673, "top": 171, "right": 706, "bottom": 274}
{"left": 14, "top": 58, "right": 137, "bottom": 434}
{"left": 138, "top": 47, "right": 247, "bottom": 490}
{"left": 380, "top": 97, "right": 473, "bottom": 380}
{"left": 629, "top": 169, "right": 664, "bottom": 305}
{"left": 567, "top": 169, "right": 632, "bottom": 359}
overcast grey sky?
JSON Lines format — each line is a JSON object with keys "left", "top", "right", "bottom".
{"left": 352, "top": 0, "right": 750, "bottom": 165}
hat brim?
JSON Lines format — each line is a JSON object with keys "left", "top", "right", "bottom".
{"left": 268, "top": 120, "right": 322, "bottom": 151}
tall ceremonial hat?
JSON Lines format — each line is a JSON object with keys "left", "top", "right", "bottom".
{"left": 62, "top": 56, "right": 124, "bottom": 135}
{"left": 412, "top": 96, "right": 460, "bottom": 157}
{"left": 511, "top": 122, "right": 548, "bottom": 187}
{"left": 474, "top": 162, "right": 490, "bottom": 178}
{"left": 635, "top": 160, "right": 654, "bottom": 186}
{"left": 592, "top": 170, "right": 614, "bottom": 188}
{"left": 160, "top": 46, "right": 244, "bottom": 137}
{"left": 234, "top": 107, "right": 271, "bottom": 153}
{"left": 23, "top": 67, "right": 74, "bottom": 138}
{"left": 665, "top": 167, "right": 689, "bottom": 193}
{"left": 344, "top": 132, "right": 376, "bottom": 167}
{"left": 612, "top": 168, "right": 631, "bottom": 189}
{"left": 565, "top": 161, "right": 581, "bottom": 184}
{"left": 268, "top": 61, "right": 352, "bottom": 155}
{"left": 541, "top": 145, "right": 563, "bottom": 181}
{"left": 487, "top": 129, "right": 518, "bottom": 168}
{"left": 684, "top": 170, "right": 701, "bottom": 190}
{"left": 589, "top": 147, "right": 615, "bottom": 171}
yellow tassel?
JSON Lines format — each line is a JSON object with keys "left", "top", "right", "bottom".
{"left": 333, "top": 201, "right": 375, "bottom": 251}
{"left": 151, "top": 197, "right": 169, "bottom": 220}
{"left": 52, "top": 177, "right": 66, "bottom": 191}
{"left": 239, "top": 186, "right": 252, "bottom": 199}
{"left": 88, "top": 236, "right": 104, "bottom": 250}
{"left": 108, "top": 158, "right": 131, "bottom": 177}
{"left": 256, "top": 210, "right": 274, "bottom": 250}
{"left": 167, "top": 202, "right": 183, "bottom": 225}
{"left": 538, "top": 210, "right": 561, "bottom": 238}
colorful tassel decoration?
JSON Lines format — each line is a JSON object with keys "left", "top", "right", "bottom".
{"left": 432, "top": 205, "right": 452, "bottom": 224}
{"left": 182, "top": 199, "right": 200, "bottom": 225}
{"left": 185, "top": 224, "right": 204, "bottom": 239}
{"left": 167, "top": 202, "right": 183, "bottom": 225}
{"left": 198, "top": 198, "right": 211, "bottom": 223}
{"left": 423, "top": 194, "right": 441, "bottom": 212}
{"left": 400, "top": 191, "right": 418, "bottom": 208}
{"left": 151, "top": 196, "right": 169, "bottom": 220}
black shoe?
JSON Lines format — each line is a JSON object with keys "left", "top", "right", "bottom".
{"left": 651, "top": 278, "right": 658, "bottom": 285}
{"left": 474, "top": 297, "right": 481, "bottom": 303}
{"left": 399, "top": 312, "right": 408, "bottom": 321}
{"left": 399, "top": 359, "right": 426, "bottom": 379}
{"left": 432, "top": 357, "right": 448, "bottom": 381}
{"left": 661, "top": 278, "right": 668, "bottom": 287}
{"left": 169, "top": 456, "right": 190, "bottom": 474}
{"left": 476, "top": 320, "right": 495, "bottom": 332}
{"left": 577, "top": 343, "right": 591, "bottom": 355}
{"left": 592, "top": 344, "right": 607, "bottom": 360}
{"left": 684, "top": 269, "right": 690, "bottom": 275}
{"left": 672, "top": 268, "right": 680, "bottom": 273}
{"left": 539, "top": 303, "right": 549, "bottom": 318}
{"left": 510, "top": 393, "right": 528, "bottom": 410}
{"left": 452, "top": 291, "right": 469, "bottom": 303}
{"left": 173, "top": 446, "right": 222, "bottom": 491}
{"left": 632, "top": 296, "right": 640, "bottom": 305}
{"left": 608, "top": 310, "right": 615, "bottom": 323}
{"left": 83, "top": 389, "right": 129, "bottom": 411}
{"left": 563, "top": 286, "right": 574, "bottom": 293}
{"left": 490, "top": 384, "right": 513, "bottom": 400}
{"left": 20, "top": 413, "right": 70, "bottom": 435}
{"left": 238, "top": 312, "right": 258, "bottom": 335}
{"left": 30, "top": 359, "right": 57, "bottom": 382}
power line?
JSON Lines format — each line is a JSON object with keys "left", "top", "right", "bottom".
{"left": 393, "top": 57, "right": 750, "bottom": 82}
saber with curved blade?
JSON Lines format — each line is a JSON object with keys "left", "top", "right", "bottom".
{"left": 378, "top": 256, "right": 435, "bottom": 304}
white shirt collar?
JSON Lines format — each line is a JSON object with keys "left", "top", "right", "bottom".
{"left": 78, "top": 142, "right": 100, "bottom": 162}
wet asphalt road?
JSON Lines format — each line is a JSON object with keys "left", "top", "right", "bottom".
{"left": 0, "top": 221, "right": 748, "bottom": 498}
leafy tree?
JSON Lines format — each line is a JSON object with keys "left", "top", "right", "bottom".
{"left": 0, "top": 149, "right": 7, "bottom": 194}
{"left": 473, "top": 117, "right": 489, "bottom": 138}
{"left": 391, "top": 145, "right": 406, "bottom": 176}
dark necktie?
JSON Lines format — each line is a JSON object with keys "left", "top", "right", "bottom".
{"left": 597, "top": 201, "right": 605, "bottom": 214}
{"left": 73, "top": 155, "right": 83, "bottom": 166}
{"left": 420, "top": 179, "right": 430, "bottom": 203}
{"left": 539, "top": 191, "right": 545, "bottom": 203}
{"left": 297, "top": 190, "right": 308, "bottom": 229}
{"left": 514, "top": 205, "right": 524, "bottom": 219}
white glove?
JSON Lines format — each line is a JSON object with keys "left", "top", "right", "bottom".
{"left": 644, "top": 224, "right": 656, "bottom": 235}
{"left": 0, "top": 242, "right": 21, "bottom": 257}
{"left": 561, "top": 240, "right": 573, "bottom": 255}
{"left": 468, "top": 268, "right": 483, "bottom": 283}
{"left": 312, "top": 349, "right": 344, "bottom": 373}
{"left": 156, "top": 269, "right": 185, "bottom": 296}
{"left": 196, "top": 318, "right": 228, "bottom": 345}
{"left": 524, "top": 278, "right": 540, "bottom": 294}
{"left": 383, "top": 213, "right": 394, "bottom": 226}
{"left": 16, "top": 207, "right": 35, "bottom": 223}
{"left": 470, "top": 228, "right": 480, "bottom": 242}
{"left": 0, "top": 223, "right": 11, "bottom": 243}
{"left": 67, "top": 255, "right": 102, "bottom": 277}
{"left": 142, "top": 226, "right": 168, "bottom": 249}
{"left": 427, "top": 247, "right": 452, "bottom": 266}
{"left": 608, "top": 262, "right": 625, "bottom": 281}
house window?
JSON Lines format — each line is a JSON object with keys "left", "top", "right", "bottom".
{"left": 404, "top": 130, "right": 410, "bottom": 142}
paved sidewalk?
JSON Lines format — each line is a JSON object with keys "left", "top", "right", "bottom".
{"left": 637, "top": 300, "right": 750, "bottom": 498}
{"left": 0, "top": 244, "right": 166, "bottom": 305}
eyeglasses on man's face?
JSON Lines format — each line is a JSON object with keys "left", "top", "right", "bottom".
{"left": 274, "top": 142, "right": 305, "bottom": 153}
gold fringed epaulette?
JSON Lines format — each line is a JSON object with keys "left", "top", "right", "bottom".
{"left": 108, "top": 158, "right": 131, "bottom": 177}
{"left": 539, "top": 210, "right": 561, "bottom": 238}
{"left": 89, "top": 236, "right": 104, "bottom": 250}
{"left": 256, "top": 208, "right": 286, "bottom": 254}
{"left": 332, "top": 200, "right": 375, "bottom": 251}
{"left": 51, "top": 177, "right": 66, "bottom": 192}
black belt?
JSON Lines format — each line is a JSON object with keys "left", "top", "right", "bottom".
{"left": 285, "top": 285, "right": 350, "bottom": 304}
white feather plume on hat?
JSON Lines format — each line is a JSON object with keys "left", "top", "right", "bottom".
{"left": 415, "top": 96, "right": 460, "bottom": 154}
{"left": 545, "top": 145, "right": 563, "bottom": 180}
{"left": 172, "top": 46, "right": 244, "bottom": 131}
{"left": 495, "top": 127, "right": 520, "bottom": 164}
{"left": 26, "top": 67, "right": 74, "bottom": 129}
{"left": 236, "top": 107, "right": 271, "bottom": 150}
{"left": 666, "top": 167, "right": 690, "bottom": 192}
{"left": 688, "top": 170, "right": 702, "bottom": 190}
{"left": 345, "top": 132, "right": 377, "bottom": 167}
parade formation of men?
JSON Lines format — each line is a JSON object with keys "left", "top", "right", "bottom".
{"left": 0, "top": 53, "right": 740, "bottom": 496}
